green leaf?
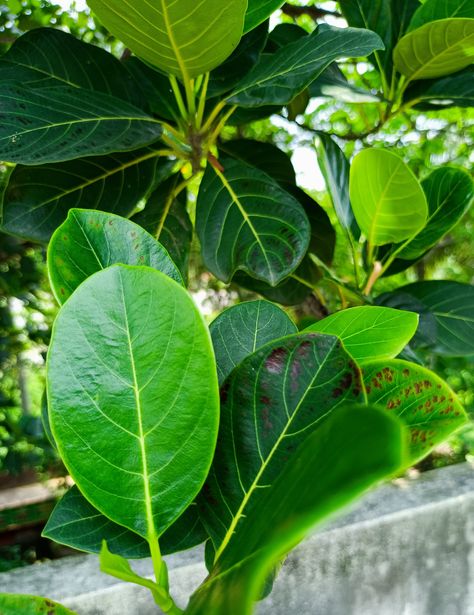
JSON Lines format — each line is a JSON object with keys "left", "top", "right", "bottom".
{"left": 47, "top": 209, "right": 183, "bottom": 304}
{"left": 187, "top": 405, "right": 405, "bottom": 615}
{"left": 210, "top": 300, "right": 297, "bottom": 385}
{"left": 0, "top": 594, "right": 77, "bottom": 615}
{"left": 87, "top": 0, "right": 247, "bottom": 79}
{"left": 99, "top": 541, "right": 161, "bottom": 592}
{"left": 43, "top": 486, "right": 207, "bottom": 558}
{"left": 377, "top": 281, "right": 474, "bottom": 356}
{"left": 396, "top": 167, "right": 473, "bottom": 260}
{"left": 195, "top": 157, "right": 310, "bottom": 286}
{"left": 349, "top": 148, "right": 428, "bottom": 246}
{"left": 227, "top": 105, "right": 281, "bottom": 126}
{"left": 47, "top": 265, "right": 219, "bottom": 543}
{"left": 132, "top": 174, "right": 192, "bottom": 284}
{"left": 1, "top": 148, "right": 168, "bottom": 242}
{"left": 0, "top": 28, "right": 144, "bottom": 108}
{"left": 315, "top": 132, "right": 359, "bottom": 240}
{"left": 363, "top": 359, "right": 467, "bottom": 463}
{"left": 408, "top": 66, "right": 474, "bottom": 108}
{"left": 304, "top": 306, "right": 419, "bottom": 363}
{"left": 244, "top": 0, "right": 285, "bottom": 33}
{"left": 408, "top": 0, "right": 474, "bottom": 32}
{"left": 309, "top": 63, "right": 380, "bottom": 103}
{"left": 227, "top": 25, "right": 384, "bottom": 107}
{"left": 394, "top": 18, "right": 474, "bottom": 81}
{"left": 198, "top": 333, "right": 365, "bottom": 557}
{"left": 0, "top": 84, "right": 162, "bottom": 165}
{"left": 219, "top": 139, "right": 296, "bottom": 186}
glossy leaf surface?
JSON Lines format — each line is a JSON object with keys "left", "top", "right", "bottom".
{"left": 210, "top": 300, "right": 297, "bottom": 385}
{"left": 363, "top": 360, "right": 467, "bottom": 463}
{"left": 397, "top": 167, "right": 474, "bottom": 260}
{"left": 48, "top": 265, "right": 219, "bottom": 541}
{"left": 198, "top": 333, "right": 365, "bottom": 556}
{"left": 2, "top": 149, "right": 166, "bottom": 242}
{"left": 187, "top": 405, "right": 405, "bottom": 615}
{"left": 305, "top": 306, "right": 418, "bottom": 363}
{"left": 227, "top": 26, "right": 384, "bottom": 107}
{"left": 0, "top": 84, "right": 162, "bottom": 165}
{"left": 196, "top": 157, "right": 310, "bottom": 286}
{"left": 394, "top": 18, "right": 474, "bottom": 80}
{"left": 87, "top": 0, "right": 247, "bottom": 79}
{"left": 244, "top": 0, "right": 285, "bottom": 33}
{"left": 43, "top": 486, "right": 206, "bottom": 558}
{"left": 132, "top": 174, "right": 192, "bottom": 283}
{"left": 408, "top": 0, "right": 474, "bottom": 31}
{"left": 48, "top": 209, "right": 182, "bottom": 304}
{"left": 350, "top": 149, "right": 427, "bottom": 246}
{"left": 0, "top": 595, "right": 76, "bottom": 615}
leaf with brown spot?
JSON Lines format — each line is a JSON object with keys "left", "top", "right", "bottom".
{"left": 363, "top": 359, "right": 467, "bottom": 463}
{"left": 0, "top": 594, "right": 77, "bottom": 614}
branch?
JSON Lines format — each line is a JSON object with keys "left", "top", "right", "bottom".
{"left": 281, "top": 4, "right": 341, "bottom": 20}
{"left": 292, "top": 118, "right": 384, "bottom": 142}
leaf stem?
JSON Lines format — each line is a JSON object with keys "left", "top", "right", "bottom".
{"left": 196, "top": 73, "right": 210, "bottom": 129}
{"left": 201, "top": 100, "right": 227, "bottom": 134}
{"left": 169, "top": 75, "right": 188, "bottom": 121}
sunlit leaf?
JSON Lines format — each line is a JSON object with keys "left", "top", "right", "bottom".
{"left": 408, "top": 0, "right": 474, "bottom": 32}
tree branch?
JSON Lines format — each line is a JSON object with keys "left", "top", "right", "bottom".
{"left": 281, "top": 4, "right": 341, "bottom": 20}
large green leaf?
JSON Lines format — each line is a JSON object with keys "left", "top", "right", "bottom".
{"left": 396, "top": 167, "right": 473, "bottom": 260}
{"left": 408, "top": 0, "right": 474, "bottom": 31}
{"left": 198, "top": 332, "right": 365, "bottom": 557}
{"left": 316, "top": 132, "right": 359, "bottom": 239}
{"left": 210, "top": 300, "right": 297, "bottom": 385}
{"left": 0, "top": 594, "right": 76, "bottom": 615}
{"left": 394, "top": 18, "right": 474, "bottom": 81}
{"left": 408, "top": 66, "right": 474, "bottom": 108}
{"left": 47, "top": 209, "right": 182, "bottom": 304}
{"left": 187, "top": 405, "right": 405, "bottom": 615}
{"left": 0, "top": 84, "right": 162, "bottom": 165}
{"left": 0, "top": 28, "right": 143, "bottom": 108}
{"left": 1, "top": 148, "right": 168, "bottom": 242}
{"left": 304, "top": 306, "right": 418, "bottom": 363}
{"left": 377, "top": 281, "right": 474, "bottom": 356}
{"left": 132, "top": 174, "right": 192, "bottom": 283}
{"left": 47, "top": 265, "right": 219, "bottom": 543}
{"left": 87, "top": 0, "right": 247, "bottom": 79}
{"left": 349, "top": 148, "right": 428, "bottom": 246}
{"left": 363, "top": 359, "right": 467, "bottom": 463}
{"left": 195, "top": 157, "right": 310, "bottom": 286}
{"left": 43, "top": 485, "right": 207, "bottom": 558}
{"left": 227, "top": 25, "right": 384, "bottom": 107}
{"left": 309, "top": 63, "right": 379, "bottom": 103}
{"left": 244, "top": 0, "right": 285, "bottom": 33}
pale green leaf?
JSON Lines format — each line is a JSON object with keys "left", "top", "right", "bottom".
{"left": 0, "top": 594, "right": 76, "bottom": 615}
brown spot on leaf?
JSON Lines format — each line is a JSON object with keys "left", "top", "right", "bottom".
{"left": 265, "top": 347, "right": 287, "bottom": 374}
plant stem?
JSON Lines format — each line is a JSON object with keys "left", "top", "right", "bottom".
{"left": 196, "top": 73, "right": 210, "bottom": 129}
{"left": 201, "top": 100, "right": 227, "bottom": 134}
{"left": 169, "top": 75, "right": 188, "bottom": 121}
{"left": 363, "top": 261, "right": 383, "bottom": 295}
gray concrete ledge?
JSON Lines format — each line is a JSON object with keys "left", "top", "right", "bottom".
{"left": 1, "top": 463, "right": 473, "bottom": 615}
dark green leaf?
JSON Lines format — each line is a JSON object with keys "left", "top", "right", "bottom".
{"left": 244, "top": 0, "right": 285, "bottom": 33}
{"left": 1, "top": 148, "right": 168, "bottom": 242}
{"left": 48, "top": 265, "right": 219, "bottom": 542}
{"left": 48, "top": 209, "right": 182, "bottom": 304}
{"left": 309, "top": 63, "right": 380, "bottom": 103}
{"left": 0, "top": 28, "right": 144, "bottom": 108}
{"left": 195, "top": 157, "right": 310, "bottom": 285}
{"left": 408, "top": 66, "right": 474, "bottom": 109}
{"left": 187, "top": 405, "right": 405, "bottom": 615}
{"left": 363, "top": 359, "right": 467, "bottom": 463}
{"left": 43, "top": 486, "right": 207, "bottom": 558}
{"left": 0, "top": 594, "right": 76, "bottom": 614}
{"left": 227, "top": 105, "right": 281, "bottom": 126}
{"left": 408, "top": 0, "right": 474, "bottom": 32}
{"left": 210, "top": 300, "right": 297, "bottom": 384}
{"left": 305, "top": 306, "right": 418, "bottom": 362}
{"left": 0, "top": 84, "right": 162, "bottom": 165}
{"left": 396, "top": 167, "right": 473, "bottom": 260}
{"left": 266, "top": 23, "right": 307, "bottom": 51}
{"left": 227, "top": 26, "right": 384, "bottom": 107}
{"left": 131, "top": 174, "right": 192, "bottom": 283}
{"left": 198, "top": 333, "right": 365, "bottom": 557}
{"left": 376, "top": 281, "right": 474, "bottom": 357}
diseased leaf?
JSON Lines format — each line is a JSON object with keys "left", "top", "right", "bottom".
{"left": 227, "top": 26, "right": 384, "bottom": 107}
{"left": 363, "top": 359, "right": 467, "bottom": 463}
{"left": 132, "top": 174, "right": 193, "bottom": 283}
{"left": 87, "top": 0, "right": 247, "bottom": 79}
{"left": 198, "top": 333, "right": 365, "bottom": 557}
{"left": 0, "top": 84, "right": 162, "bottom": 165}
{"left": 43, "top": 486, "right": 207, "bottom": 558}
{"left": 304, "top": 306, "right": 418, "bottom": 363}
{"left": 1, "top": 148, "right": 168, "bottom": 242}
{"left": 210, "top": 300, "right": 297, "bottom": 385}
{"left": 48, "top": 209, "right": 182, "bottom": 304}
{"left": 0, "top": 594, "right": 76, "bottom": 614}
{"left": 349, "top": 149, "right": 427, "bottom": 246}
{"left": 187, "top": 405, "right": 405, "bottom": 615}
{"left": 408, "top": 0, "right": 474, "bottom": 32}
{"left": 244, "top": 0, "right": 285, "bottom": 33}
{"left": 195, "top": 157, "right": 310, "bottom": 286}
{"left": 48, "top": 265, "right": 219, "bottom": 543}
{"left": 394, "top": 18, "right": 474, "bottom": 81}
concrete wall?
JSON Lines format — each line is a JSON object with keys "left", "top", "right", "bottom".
{"left": 1, "top": 463, "right": 473, "bottom": 615}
